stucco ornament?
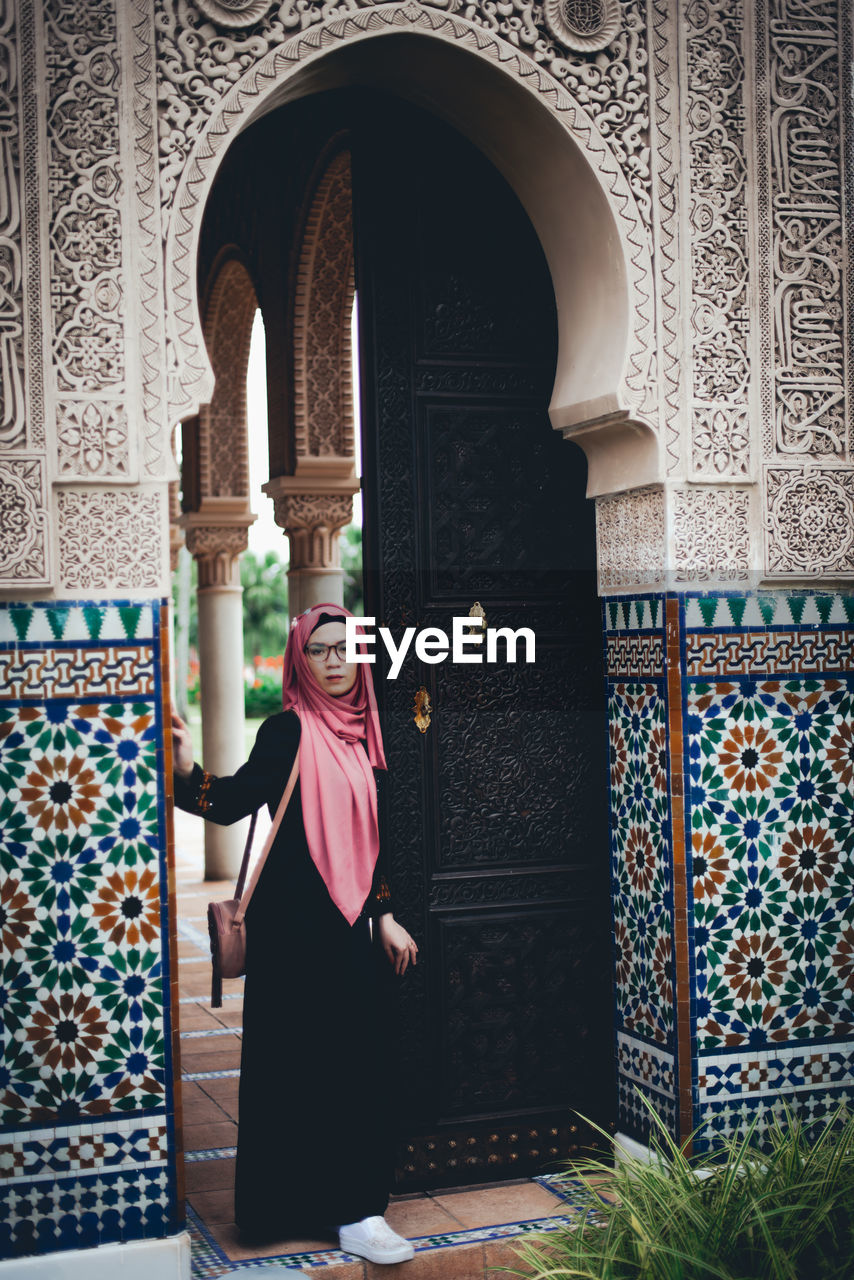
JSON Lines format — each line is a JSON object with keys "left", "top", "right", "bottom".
{"left": 543, "top": 0, "right": 621, "bottom": 52}
{"left": 194, "top": 0, "right": 274, "bottom": 26}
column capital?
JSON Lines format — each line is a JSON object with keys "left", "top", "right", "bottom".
{"left": 266, "top": 488, "right": 354, "bottom": 571}
{"left": 183, "top": 523, "right": 250, "bottom": 589}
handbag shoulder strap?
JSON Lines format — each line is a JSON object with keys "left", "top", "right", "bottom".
{"left": 233, "top": 809, "right": 258, "bottom": 902}
{"left": 233, "top": 749, "right": 300, "bottom": 926}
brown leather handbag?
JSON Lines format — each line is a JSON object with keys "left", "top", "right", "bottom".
{"left": 206, "top": 752, "right": 300, "bottom": 1006}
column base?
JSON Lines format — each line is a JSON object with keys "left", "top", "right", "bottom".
{"left": 0, "top": 1232, "right": 190, "bottom": 1280}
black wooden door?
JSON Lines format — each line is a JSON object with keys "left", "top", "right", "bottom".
{"left": 353, "top": 97, "right": 610, "bottom": 1189}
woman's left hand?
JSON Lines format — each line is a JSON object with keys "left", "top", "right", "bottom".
{"left": 377, "top": 915, "right": 418, "bottom": 976}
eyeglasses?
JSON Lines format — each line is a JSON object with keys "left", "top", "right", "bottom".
{"left": 304, "top": 641, "right": 349, "bottom": 663}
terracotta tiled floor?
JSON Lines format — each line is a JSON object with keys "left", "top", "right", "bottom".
{"left": 173, "top": 809, "right": 597, "bottom": 1278}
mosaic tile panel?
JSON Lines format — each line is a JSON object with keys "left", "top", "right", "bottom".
{"left": 699, "top": 1085, "right": 854, "bottom": 1146}
{"left": 0, "top": 601, "right": 179, "bottom": 1258}
{"left": 682, "top": 591, "right": 854, "bottom": 1149}
{"left": 608, "top": 680, "right": 674, "bottom": 1049}
{"left": 698, "top": 1042, "right": 854, "bottom": 1101}
{"left": 687, "top": 674, "right": 854, "bottom": 1051}
{"left": 604, "top": 594, "right": 675, "bottom": 1145}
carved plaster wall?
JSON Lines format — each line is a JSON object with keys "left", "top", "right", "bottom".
{"left": 0, "top": 0, "right": 171, "bottom": 598}
{"left": 292, "top": 145, "right": 354, "bottom": 464}
{"left": 180, "top": 252, "right": 258, "bottom": 583}
{"left": 0, "top": 0, "right": 849, "bottom": 598}
{"left": 154, "top": 0, "right": 658, "bottom": 499}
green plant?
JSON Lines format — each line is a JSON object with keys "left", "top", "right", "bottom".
{"left": 241, "top": 549, "right": 289, "bottom": 657}
{"left": 340, "top": 522, "right": 364, "bottom": 616}
{"left": 244, "top": 662, "right": 283, "bottom": 718}
{"left": 510, "top": 1100, "right": 854, "bottom": 1280}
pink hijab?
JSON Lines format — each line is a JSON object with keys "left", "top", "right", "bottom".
{"left": 282, "top": 603, "right": 387, "bottom": 925}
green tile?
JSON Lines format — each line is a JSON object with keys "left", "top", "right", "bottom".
{"left": 787, "top": 596, "right": 806, "bottom": 626}
{"left": 726, "top": 597, "right": 747, "bottom": 627}
{"left": 698, "top": 598, "right": 718, "bottom": 627}
{"left": 46, "top": 607, "right": 70, "bottom": 641}
{"left": 10, "top": 606, "right": 32, "bottom": 642}
{"left": 758, "top": 596, "right": 776, "bottom": 625}
{"left": 815, "top": 596, "right": 834, "bottom": 625}
{"left": 84, "top": 605, "right": 105, "bottom": 640}
{"left": 119, "top": 605, "right": 142, "bottom": 639}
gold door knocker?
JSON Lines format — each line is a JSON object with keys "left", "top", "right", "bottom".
{"left": 413, "top": 686, "right": 432, "bottom": 733}
{"left": 469, "top": 601, "right": 487, "bottom": 630}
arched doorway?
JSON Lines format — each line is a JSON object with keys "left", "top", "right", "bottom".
{"left": 190, "top": 83, "right": 609, "bottom": 1188}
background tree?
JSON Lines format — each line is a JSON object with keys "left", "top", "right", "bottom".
{"left": 240, "top": 548, "right": 289, "bottom": 657}
{"left": 341, "top": 523, "right": 364, "bottom": 616}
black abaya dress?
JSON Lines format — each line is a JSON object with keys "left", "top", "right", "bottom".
{"left": 174, "top": 711, "right": 396, "bottom": 1239}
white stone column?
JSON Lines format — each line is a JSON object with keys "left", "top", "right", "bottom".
{"left": 264, "top": 466, "right": 358, "bottom": 618}
{"left": 184, "top": 517, "right": 251, "bottom": 881}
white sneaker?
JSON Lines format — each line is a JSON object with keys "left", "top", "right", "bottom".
{"left": 338, "top": 1215, "right": 415, "bottom": 1264}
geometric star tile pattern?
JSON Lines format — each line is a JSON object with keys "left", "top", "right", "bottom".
{"left": 686, "top": 675, "right": 854, "bottom": 1053}
{"left": 0, "top": 601, "right": 178, "bottom": 1258}
{"left": 605, "top": 596, "right": 675, "bottom": 1144}
{"left": 608, "top": 681, "right": 674, "bottom": 1049}
{"left": 606, "top": 592, "right": 854, "bottom": 1149}
{"left": 0, "top": 698, "right": 165, "bottom": 1127}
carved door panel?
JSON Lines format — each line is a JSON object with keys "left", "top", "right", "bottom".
{"left": 353, "top": 99, "right": 611, "bottom": 1189}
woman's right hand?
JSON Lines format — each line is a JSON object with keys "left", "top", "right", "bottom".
{"left": 171, "top": 707, "right": 195, "bottom": 780}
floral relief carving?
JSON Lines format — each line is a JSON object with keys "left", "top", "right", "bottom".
{"left": 184, "top": 523, "right": 249, "bottom": 586}
{"left": 57, "top": 488, "right": 163, "bottom": 591}
{"left": 45, "top": 0, "right": 125, "bottom": 395}
{"left": 56, "top": 400, "right": 130, "bottom": 477}
{"left": 293, "top": 147, "right": 354, "bottom": 460}
{"left": 542, "top": 0, "right": 622, "bottom": 53}
{"left": 195, "top": 0, "right": 274, "bottom": 25}
{"left": 596, "top": 487, "right": 666, "bottom": 590}
{"left": 764, "top": 0, "right": 847, "bottom": 458}
{"left": 154, "top": 0, "right": 651, "bottom": 227}
{"left": 201, "top": 256, "right": 257, "bottom": 498}
{"left": 649, "top": 0, "right": 683, "bottom": 473}
{"left": 765, "top": 468, "right": 854, "bottom": 575}
{"left": 272, "top": 490, "right": 352, "bottom": 570}
{"left": 0, "top": 457, "right": 49, "bottom": 582}
{"left": 157, "top": 2, "right": 654, "bottom": 435}
{"left": 128, "top": 0, "right": 170, "bottom": 476}
{"left": 0, "top": 0, "right": 25, "bottom": 449}
{"left": 685, "top": 0, "right": 751, "bottom": 477}
{"left": 672, "top": 486, "right": 751, "bottom": 582}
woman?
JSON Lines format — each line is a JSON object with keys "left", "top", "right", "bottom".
{"left": 171, "top": 604, "right": 418, "bottom": 1264}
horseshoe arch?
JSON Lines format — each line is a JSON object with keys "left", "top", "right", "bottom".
{"left": 164, "top": 8, "right": 661, "bottom": 496}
